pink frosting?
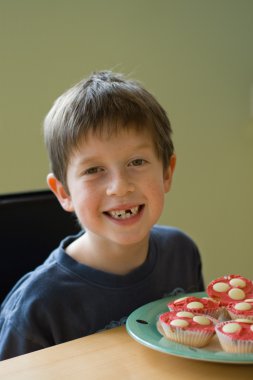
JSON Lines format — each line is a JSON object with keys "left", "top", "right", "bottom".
{"left": 227, "top": 300, "right": 253, "bottom": 317}
{"left": 159, "top": 311, "right": 215, "bottom": 332}
{"left": 207, "top": 275, "right": 253, "bottom": 306}
{"left": 167, "top": 296, "right": 220, "bottom": 313}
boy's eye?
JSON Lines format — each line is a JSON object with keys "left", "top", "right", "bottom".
{"left": 129, "top": 159, "right": 147, "bottom": 166}
{"left": 84, "top": 167, "right": 104, "bottom": 175}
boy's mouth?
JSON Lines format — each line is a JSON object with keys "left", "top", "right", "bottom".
{"left": 104, "top": 205, "right": 144, "bottom": 220}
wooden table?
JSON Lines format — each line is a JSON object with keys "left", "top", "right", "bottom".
{"left": 0, "top": 326, "right": 252, "bottom": 379}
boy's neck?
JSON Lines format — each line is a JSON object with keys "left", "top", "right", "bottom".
{"left": 65, "top": 232, "right": 150, "bottom": 276}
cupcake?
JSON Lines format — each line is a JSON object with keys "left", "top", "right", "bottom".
{"left": 207, "top": 274, "right": 253, "bottom": 306}
{"left": 167, "top": 296, "right": 221, "bottom": 319}
{"left": 215, "top": 319, "right": 253, "bottom": 353}
{"left": 158, "top": 310, "right": 215, "bottom": 348}
{"left": 227, "top": 299, "right": 253, "bottom": 321}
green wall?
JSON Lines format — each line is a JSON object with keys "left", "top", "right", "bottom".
{"left": 0, "top": 0, "right": 252, "bottom": 284}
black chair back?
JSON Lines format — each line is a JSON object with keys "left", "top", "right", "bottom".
{"left": 0, "top": 190, "right": 81, "bottom": 303}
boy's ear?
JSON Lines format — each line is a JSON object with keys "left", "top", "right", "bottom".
{"left": 163, "top": 154, "right": 176, "bottom": 193}
{"left": 47, "top": 173, "right": 74, "bottom": 212}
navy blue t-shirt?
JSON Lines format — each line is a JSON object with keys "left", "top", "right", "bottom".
{"left": 0, "top": 225, "right": 204, "bottom": 360}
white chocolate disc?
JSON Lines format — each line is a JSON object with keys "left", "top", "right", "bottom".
{"left": 176, "top": 311, "right": 194, "bottom": 318}
{"left": 213, "top": 282, "right": 230, "bottom": 292}
{"left": 222, "top": 323, "right": 241, "bottom": 334}
{"left": 234, "top": 302, "right": 252, "bottom": 311}
{"left": 187, "top": 301, "right": 204, "bottom": 309}
{"left": 251, "top": 325, "right": 253, "bottom": 332}
{"left": 229, "top": 278, "right": 246, "bottom": 288}
{"left": 228, "top": 288, "right": 245, "bottom": 300}
{"left": 193, "top": 316, "right": 211, "bottom": 325}
{"left": 174, "top": 297, "right": 187, "bottom": 303}
{"left": 170, "top": 319, "right": 189, "bottom": 328}
{"left": 234, "top": 318, "right": 253, "bottom": 324}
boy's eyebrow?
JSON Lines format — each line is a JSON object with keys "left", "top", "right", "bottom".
{"left": 75, "top": 142, "right": 154, "bottom": 166}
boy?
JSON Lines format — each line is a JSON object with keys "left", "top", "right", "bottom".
{"left": 0, "top": 71, "right": 204, "bottom": 360}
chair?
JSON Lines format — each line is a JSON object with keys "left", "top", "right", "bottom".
{"left": 0, "top": 189, "right": 81, "bottom": 303}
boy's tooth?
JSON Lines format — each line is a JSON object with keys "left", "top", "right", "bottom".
{"left": 109, "top": 206, "right": 139, "bottom": 219}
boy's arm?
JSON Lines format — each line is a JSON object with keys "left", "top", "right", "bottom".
{"left": 0, "top": 320, "right": 44, "bottom": 361}
{"left": 197, "top": 258, "right": 205, "bottom": 292}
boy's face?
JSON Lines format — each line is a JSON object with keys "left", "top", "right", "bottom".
{"left": 48, "top": 127, "right": 176, "bottom": 248}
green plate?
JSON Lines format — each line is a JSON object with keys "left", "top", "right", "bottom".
{"left": 126, "top": 291, "right": 253, "bottom": 364}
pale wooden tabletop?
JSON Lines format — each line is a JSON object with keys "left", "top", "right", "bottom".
{"left": 0, "top": 326, "right": 252, "bottom": 380}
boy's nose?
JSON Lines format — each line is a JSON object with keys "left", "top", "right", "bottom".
{"left": 106, "top": 173, "right": 135, "bottom": 197}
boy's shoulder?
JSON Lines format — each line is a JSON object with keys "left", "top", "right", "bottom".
{"left": 150, "top": 225, "right": 199, "bottom": 256}
{"left": 151, "top": 225, "right": 195, "bottom": 243}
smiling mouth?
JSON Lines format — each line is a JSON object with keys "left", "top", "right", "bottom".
{"left": 105, "top": 205, "right": 144, "bottom": 220}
